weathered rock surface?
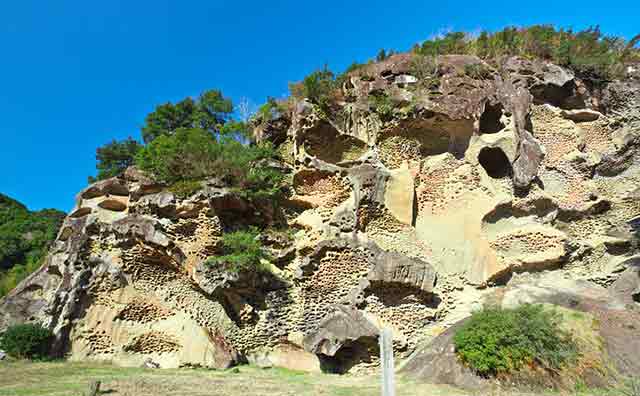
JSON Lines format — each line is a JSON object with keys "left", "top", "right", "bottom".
{"left": 401, "top": 271, "right": 640, "bottom": 389}
{"left": 1, "top": 55, "right": 639, "bottom": 380}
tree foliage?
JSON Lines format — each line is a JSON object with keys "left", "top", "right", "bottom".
{"left": 290, "top": 65, "right": 337, "bottom": 109}
{"left": 141, "top": 89, "right": 234, "bottom": 143}
{"left": 168, "top": 180, "right": 202, "bottom": 199}
{"left": 135, "top": 128, "right": 284, "bottom": 200}
{"left": 0, "top": 194, "right": 64, "bottom": 297}
{"left": 0, "top": 323, "right": 53, "bottom": 359}
{"left": 414, "top": 25, "right": 640, "bottom": 79}
{"left": 453, "top": 304, "right": 578, "bottom": 376}
{"left": 89, "top": 137, "right": 142, "bottom": 183}
{"left": 255, "top": 97, "right": 284, "bottom": 123}
{"left": 205, "top": 227, "right": 270, "bottom": 273}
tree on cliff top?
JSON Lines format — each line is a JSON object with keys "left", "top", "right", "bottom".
{"left": 141, "top": 89, "right": 234, "bottom": 143}
{"left": 88, "top": 137, "right": 142, "bottom": 183}
{"left": 89, "top": 89, "right": 253, "bottom": 183}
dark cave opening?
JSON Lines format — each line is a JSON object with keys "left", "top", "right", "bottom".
{"left": 318, "top": 337, "right": 379, "bottom": 374}
{"left": 531, "top": 80, "right": 583, "bottom": 109}
{"left": 479, "top": 103, "right": 505, "bottom": 134}
{"left": 478, "top": 147, "right": 512, "bottom": 178}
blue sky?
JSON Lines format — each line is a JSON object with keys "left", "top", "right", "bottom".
{"left": 1, "top": 1, "right": 638, "bottom": 212}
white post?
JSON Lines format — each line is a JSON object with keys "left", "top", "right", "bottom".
{"left": 379, "top": 327, "right": 395, "bottom": 396}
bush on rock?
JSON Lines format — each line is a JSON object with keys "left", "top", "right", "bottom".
{"left": 453, "top": 304, "right": 578, "bottom": 376}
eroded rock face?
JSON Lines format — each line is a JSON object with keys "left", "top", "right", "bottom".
{"left": 401, "top": 271, "right": 640, "bottom": 388}
{"left": 1, "top": 56, "right": 639, "bottom": 377}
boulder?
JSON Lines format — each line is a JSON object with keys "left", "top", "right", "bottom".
{"left": 609, "top": 257, "right": 640, "bottom": 304}
{"left": 402, "top": 271, "right": 639, "bottom": 389}
{"left": 303, "top": 305, "right": 379, "bottom": 356}
{"left": 399, "top": 320, "right": 486, "bottom": 390}
{"left": 247, "top": 345, "right": 322, "bottom": 372}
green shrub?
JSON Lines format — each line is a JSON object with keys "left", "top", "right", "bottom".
{"left": 369, "top": 92, "right": 394, "bottom": 121}
{"left": 0, "top": 256, "right": 42, "bottom": 298}
{"left": 232, "top": 168, "right": 285, "bottom": 201}
{"left": 453, "top": 304, "right": 578, "bottom": 376}
{"left": 135, "top": 128, "right": 220, "bottom": 184}
{"left": 205, "top": 227, "right": 270, "bottom": 273}
{"left": 619, "top": 377, "right": 640, "bottom": 396}
{"left": 414, "top": 25, "right": 640, "bottom": 80}
{"left": 169, "top": 180, "right": 202, "bottom": 199}
{"left": 463, "top": 63, "right": 493, "bottom": 80}
{"left": 135, "top": 129, "right": 284, "bottom": 201}
{"left": 0, "top": 323, "right": 53, "bottom": 359}
{"left": 419, "top": 31, "right": 471, "bottom": 57}
{"left": 289, "top": 65, "right": 338, "bottom": 109}
{"left": 335, "top": 62, "right": 366, "bottom": 87}
{"left": 255, "top": 97, "right": 286, "bottom": 123}
{"left": 410, "top": 55, "right": 438, "bottom": 79}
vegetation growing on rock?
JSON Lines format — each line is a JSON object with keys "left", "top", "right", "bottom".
{"left": 289, "top": 65, "right": 337, "bottom": 110}
{"left": 88, "top": 88, "right": 287, "bottom": 203}
{"left": 135, "top": 128, "right": 284, "bottom": 200}
{"left": 205, "top": 228, "right": 271, "bottom": 274}
{"left": 3, "top": 22, "right": 640, "bottom": 391}
{"left": 0, "top": 323, "right": 53, "bottom": 359}
{"left": 414, "top": 25, "right": 640, "bottom": 80}
{"left": 453, "top": 304, "right": 578, "bottom": 376}
{"left": 89, "top": 137, "right": 143, "bottom": 183}
{"left": 168, "top": 180, "right": 203, "bottom": 199}
{"left": 0, "top": 194, "right": 64, "bottom": 298}
{"left": 255, "top": 97, "right": 287, "bottom": 123}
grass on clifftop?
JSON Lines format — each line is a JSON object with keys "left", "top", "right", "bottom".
{"left": 414, "top": 25, "right": 640, "bottom": 80}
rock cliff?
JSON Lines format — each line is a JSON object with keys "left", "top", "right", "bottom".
{"left": 1, "top": 54, "right": 639, "bottom": 380}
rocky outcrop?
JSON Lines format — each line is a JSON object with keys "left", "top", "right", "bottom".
{"left": 401, "top": 271, "right": 640, "bottom": 389}
{"left": 1, "top": 55, "right": 639, "bottom": 379}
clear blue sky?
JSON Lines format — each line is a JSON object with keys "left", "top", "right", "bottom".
{"left": 1, "top": 1, "right": 638, "bottom": 212}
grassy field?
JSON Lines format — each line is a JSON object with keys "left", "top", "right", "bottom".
{"left": 0, "top": 360, "right": 621, "bottom": 396}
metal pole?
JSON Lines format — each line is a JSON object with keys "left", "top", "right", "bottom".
{"left": 379, "top": 327, "right": 395, "bottom": 396}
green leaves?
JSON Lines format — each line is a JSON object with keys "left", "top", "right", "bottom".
{"left": 141, "top": 89, "right": 234, "bottom": 144}
{"left": 414, "top": 25, "right": 640, "bottom": 80}
{"left": 0, "top": 323, "right": 53, "bottom": 359}
{"left": 0, "top": 194, "right": 64, "bottom": 297}
{"left": 205, "top": 227, "right": 270, "bottom": 274}
{"left": 168, "top": 180, "right": 202, "bottom": 199}
{"left": 453, "top": 304, "right": 578, "bottom": 377}
{"left": 89, "top": 137, "right": 142, "bottom": 183}
{"left": 135, "top": 129, "right": 285, "bottom": 201}
{"left": 255, "top": 97, "right": 283, "bottom": 123}
{"left": 290, "top": 65, "right": 337, "bottom": 110}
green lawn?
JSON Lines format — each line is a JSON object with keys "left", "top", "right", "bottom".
{"left": 0, "top": 360, "right": 622, "bottom": 396}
